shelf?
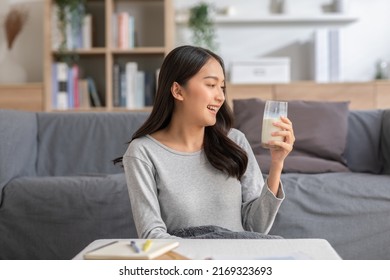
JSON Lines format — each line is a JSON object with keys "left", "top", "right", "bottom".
{"left": 51, "top": 47, "right": 166, "bottom": 55}
{"left": 175, "top": 14, "right": 358, "bottom": 24}
{"left": 111, "top": 47, "right": 166, "bottom": 54}
{"left": 52, "top": 48, "right": 107, "bottom": 55}
{"left": 0, "top": 83, "right": 44, "bottom": 111}
{"left": 50, "top": 107, "right": 153, "bottom": 113}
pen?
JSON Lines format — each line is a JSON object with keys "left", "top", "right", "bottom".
{"left": 85, "top": 240, "right": 118, "bottom": 254}
{"left": 130, "top": 241, "right": 140, "bottom": 253}
{"left": 142, "top": 240, "right": 153, "bottom": 252}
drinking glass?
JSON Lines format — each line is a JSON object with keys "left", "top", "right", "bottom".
{"left": 261, "top": 100, "right": 288, "bottom": 149}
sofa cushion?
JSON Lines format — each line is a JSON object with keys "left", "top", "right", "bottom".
{"left": 233, "top": 99, "right": 350, "bottom": 173}
{"left": 345, "top": 110, "right": 384, "bottom": 174}
{"left": 269, "top": 172, "right": 390, "bottom": 260}
{"left": 256, "top": 153, "right": 349, "bottom": 174}
{"left": 381, "top": 109, "right": 390, "bottom": 175}
{"left": 0, "top": 110, "right": 37, "bottom": 201}
{"left": 0, "top": 173, "right": 137, "bottom": 259}
{"left": 36, "top": 112, "right": 149, "bottom": 176}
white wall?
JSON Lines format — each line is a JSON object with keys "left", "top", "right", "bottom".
{"left": 1, "top": 0, "right": 389, "bottom": 83}
{"left": 0, "top": 0, "right": 43, "bottom": 83}
{"left": 174, "top": 0, "right": 390, "bottom": 82}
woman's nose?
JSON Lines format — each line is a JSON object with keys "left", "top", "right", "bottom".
{"left": 216, "top": 88, "right": 225, "bottom": 103}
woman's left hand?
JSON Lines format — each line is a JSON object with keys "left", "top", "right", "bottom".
{"left": 268, "top": 116, "right": 295, "bottom": 164}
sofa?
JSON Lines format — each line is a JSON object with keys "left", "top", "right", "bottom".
{"left": 1, "top": 100, "right": 390, "bottom": 260}
{"left": 0, "top": 110, "right": 148, "bottom": 260}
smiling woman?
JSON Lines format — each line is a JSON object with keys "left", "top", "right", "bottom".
{"left": 115, "top": 45, "right": 295, "bottom": 240}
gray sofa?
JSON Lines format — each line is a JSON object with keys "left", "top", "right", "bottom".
{"left": 0, "top": 111, "right": 148, "bottom": 259}
{"left": 1, "top": 105, "right": 390, "bottom": 260}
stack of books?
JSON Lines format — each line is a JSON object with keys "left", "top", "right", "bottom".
{"left": 51, "top": 62, "right": 101, "bottom": 110}
{"left": 312, "top": 28, "right": 341, "bottom": 82}
{"left": 112, "top": 12, "right": 135, "bottom": 49}
{"left": 112, "top": 62, "right": 159, "bottom": 109}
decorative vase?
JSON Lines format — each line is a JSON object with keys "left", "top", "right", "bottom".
{"left": 279, "top": 0, "right": 291, "bottom": 14}
{"left": 0, "top": 48, "right": 27, "bottom": 84}
{"left": 333, "top": 0, "right": 348, "bottom": 14}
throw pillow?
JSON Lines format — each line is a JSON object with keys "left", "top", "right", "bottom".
{"left": 345, "top": 110, "right": 384, "bottom": 174}
{"left": 233, "top": 98, "right": 350, "bottom": 173}
{"left": 381, "top": 109, "right": 390, "bottom": 175}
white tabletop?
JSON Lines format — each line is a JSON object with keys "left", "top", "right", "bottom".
{"left": 73, "top": 238, "right": 341, "bottom": 260}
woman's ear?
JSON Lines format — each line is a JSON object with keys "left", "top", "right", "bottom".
{"left": 171, "top": 82, "right": 184, "bottom": 101}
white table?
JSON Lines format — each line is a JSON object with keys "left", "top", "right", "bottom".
{"left": 73, "top": 238, "right": 341, "bottom": 260}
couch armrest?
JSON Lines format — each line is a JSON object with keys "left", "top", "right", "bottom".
{"left": 0, "top": 110, "right": 37, "bottom": 203}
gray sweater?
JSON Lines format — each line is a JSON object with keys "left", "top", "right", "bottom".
{"left": 123, "top": 128, "right": 284, "bottom": 239}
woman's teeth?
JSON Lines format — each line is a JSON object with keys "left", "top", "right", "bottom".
{"left": 207, "top": 105, "right": 217, "bottom": 111}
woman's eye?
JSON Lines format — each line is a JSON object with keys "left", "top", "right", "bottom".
{"left": 207, "top": 84, "right": 216, "bottom": 88}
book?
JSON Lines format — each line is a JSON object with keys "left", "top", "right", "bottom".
{"left": 113, "top": 63, "right": 121, "bottom": 107}
{"left": 71, "top": 64, "right": 80, "bottom": 108}
{"left": 144, "top": 71, "right": 156, "bottom": 106}
{"left": 312, "top": 29, "right": 330, "bottom": 82}
{"left": 118, "top": 12, "right": 129, "bottom": 49}
{"left": 125, "top": 62, "right": 138, "bottom": 109}
{"left": 51, "top": 62, "right": 58, "bottom": 108}
{"left": 83, "top": 240, "right": 180, "bottom": 260}
{"left": 82, "top": 14, "right": 92, "bottom": 49}
{"left": 67, "top": 65, "right": 74, "bottom": 108}
{"left": 119, "top": 64, "right": 127, "bottom": 107}
{"left": 51, "top": 4, "right": 62, "bottom": 50}
{"left": 87, "top": 77, "right": 102, "bottom": 107}
{"left": 65, "top": 6, "right": 74, "bottom": 50}
{"left": 135, "top": 71, "right": 145, "bottom": 108}
{"left": 56, "top": 62, "right": 69, "bottom": 110}
{"left": 128, "top": 15, "right": 135, "bottom": 48}
{"left": 329, "top": 29, "right": 341, "bottom": 82}
{"left": 78, "top": 79, "right": 91, "bottom": 109}
{"left": 111, "top": 13, "right": 118, "bottom": 48}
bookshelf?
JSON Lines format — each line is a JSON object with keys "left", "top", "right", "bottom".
{"left": 43, "top": 0, "right": 174, "bottom": 112}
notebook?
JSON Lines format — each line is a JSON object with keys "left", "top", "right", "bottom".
{"left": 83, "top": 240, "right": 180, "bottom": 260}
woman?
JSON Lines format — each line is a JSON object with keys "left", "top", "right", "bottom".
{"left": 120, "top": 45, "right": 295, "bottom": 239}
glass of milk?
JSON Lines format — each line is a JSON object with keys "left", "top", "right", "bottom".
{"left": 261, "top": 100, "right": 288, "bottom": 149}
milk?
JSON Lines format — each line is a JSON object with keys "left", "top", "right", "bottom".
{"left": 261, "top": 117, "right": 283, "bottom": 148}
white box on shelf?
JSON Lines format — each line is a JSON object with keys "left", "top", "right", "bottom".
{"left": 230, "top": 58, "right": 291, "bottom": 84}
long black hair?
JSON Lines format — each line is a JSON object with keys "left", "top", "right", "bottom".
{"left": 115, "top": 45, "right": 248, "bottom": 179}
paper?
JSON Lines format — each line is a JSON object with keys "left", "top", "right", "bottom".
{"left": 84, "top": 240, "right": 180, "bottom": 260}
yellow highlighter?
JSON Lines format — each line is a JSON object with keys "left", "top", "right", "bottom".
{"left": 142, "top": 240, "right": 153, "bottom": 252}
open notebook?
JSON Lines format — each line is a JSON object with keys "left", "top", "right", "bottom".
{"left": 83, "top": 240, "right": 180, "bottom": 260}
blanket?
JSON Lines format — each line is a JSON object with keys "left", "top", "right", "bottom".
{"left": 170, "top": 225, "right": 282, "bottom": 239}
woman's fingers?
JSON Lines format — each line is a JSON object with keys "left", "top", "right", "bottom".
{"left": 269, "top": 141, "right": 293, "bottom": 153}
{"left": 272, "top": 117, "right": 295, "bottom": 144}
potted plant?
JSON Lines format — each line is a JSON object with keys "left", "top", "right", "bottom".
{"left": 55, "top": 0, "right": 85, "bottom": 54}
{"left": 188, "top": 2, "right": 218, "bottom": 51}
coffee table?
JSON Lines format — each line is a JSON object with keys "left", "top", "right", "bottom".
{"left": 73, "top": 238, "right": 341, "bottom": 260}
